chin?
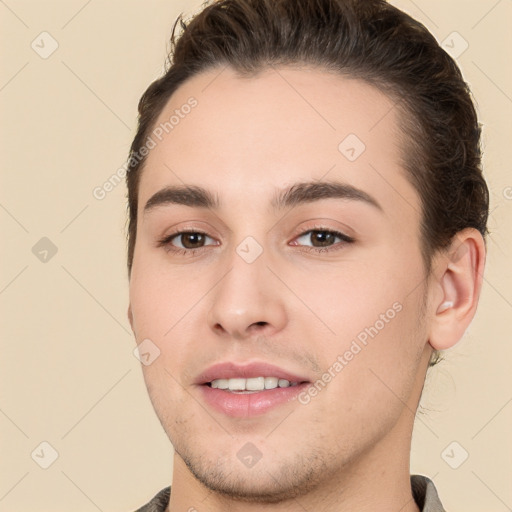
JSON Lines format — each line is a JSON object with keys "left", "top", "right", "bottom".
{"left": 177, "top": 443, "right": 330, "bottom": 503}
{"left": 189, "top": 467, "right": 313, "bottom": 503}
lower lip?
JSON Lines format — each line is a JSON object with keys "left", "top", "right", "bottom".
{"left": 198, "top": 383, "right": 309, "bottom": 418}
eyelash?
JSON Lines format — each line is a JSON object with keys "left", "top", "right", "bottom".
{"left": 156, "top": 227, "right": 355, "bottom": 257}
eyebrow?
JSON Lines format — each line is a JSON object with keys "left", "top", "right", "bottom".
{"left": 143, "top": 180, "right": 382, "bottom": 214}
{"left": 272, "top": 180, "right": 382, "bottom": 211}
{"left": 144, "top": 185, "right": 219, "bottom": 212}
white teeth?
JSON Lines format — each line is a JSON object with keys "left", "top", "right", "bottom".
{"left": 246, "top": 377, "right": 265, "bottom": 391}
{"left": 228, "top": 378, "right": 246, "bottom": 391}
{"left": 211, "top": 379, "right": 228, "bottom": 389}
{"left": 264, "top": 377, "right": 278, "bottom": 389}
{"left": 209, "top": 376, "right": 296, "bottom": 391}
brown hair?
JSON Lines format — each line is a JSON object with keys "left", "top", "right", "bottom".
{"left": 126, "top": 0, "right": 489, "bottom": 364}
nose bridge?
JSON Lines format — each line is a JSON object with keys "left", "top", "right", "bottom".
{"left": 207, "top": 238, "right": 286, "bottom": 338}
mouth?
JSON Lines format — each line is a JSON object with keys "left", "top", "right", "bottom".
{"left": 195, "top": 361, "right": 311, "bottom": 417}
{"left": 205, "top": 376, "right": 306, "bottom": 393}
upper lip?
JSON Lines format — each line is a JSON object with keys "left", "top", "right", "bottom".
{"left": 194, "top": 361, "right": 311, "bottom": 385}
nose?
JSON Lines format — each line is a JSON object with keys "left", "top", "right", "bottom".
{"left": 207, "top": 247, "right": 288, "bottom": 341}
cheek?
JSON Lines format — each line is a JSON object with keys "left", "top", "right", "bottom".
{"left": 129, "top": 263, "right": 211, "bottom": 390}
{"left": 289, "top": 260, "right": 410, "bottom": 341}
{"left": 129, "top": 260, "right": 201, "bottom": 340}
{"left": 323, "top": 285, "right": 426, "bottom": 413}
{"left": 302, "top": 297, "right": 426, "bottom": 449}
{"left": 292, "top": 248, "right": 426, "bottom": 385}
{"left": 314, "top": 240, "right": 422, "bottom": 330}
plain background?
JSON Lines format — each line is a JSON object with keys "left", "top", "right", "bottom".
{"left": 1, "top": 1, "right": 511, "bottom": 510}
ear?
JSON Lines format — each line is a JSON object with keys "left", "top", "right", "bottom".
{"left": 127, "top": 303, "right": 134, "bottom": 332}
{"left": 429, "top": 228, "right": 486, "bottom": 351}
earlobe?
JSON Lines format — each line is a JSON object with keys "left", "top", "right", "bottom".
{"left": 429, "top": 228, "right": 486, "bottom": 351}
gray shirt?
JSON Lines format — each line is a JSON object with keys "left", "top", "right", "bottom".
{"left": 135, "top": 474, "right": 446, "bottom": 511}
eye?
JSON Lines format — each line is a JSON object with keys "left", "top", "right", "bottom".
{"left": 157, "top": 227, "right": 353, "bottom": 256}
{"left": 157, "top": 230, "right": 218, "bottom": 253}
{"left": 172, "top": 231, "right": 214, "bottom": 249}
{"left": 291, "top": 228, "right": 354, "bottom": 252}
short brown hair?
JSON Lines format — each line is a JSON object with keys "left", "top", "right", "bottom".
{"left": 126, "top": 0, "right": 489, "bottom": 365}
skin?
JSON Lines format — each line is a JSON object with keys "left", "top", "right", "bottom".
{"left": 128, "top": 66, "right": 485, "bottom": 511}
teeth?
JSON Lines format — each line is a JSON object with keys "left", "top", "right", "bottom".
{"left": 211, "top": 379, "right": 229, "bottom": 389}
{"left": 210, "top": 377, "right": 298, "bottom": 391}
{"left": 228, "top": 378, "right": 246, "bottom": 391}
{"left": 246, "top": 377, "right": 265, "bottom": 391}
{"left": 264, "top": 377, "right": 278, "bottom": 389}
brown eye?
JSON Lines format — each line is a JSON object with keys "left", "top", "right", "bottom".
{"left": 295, "top": 229, "right": 351, "bottom": 248}
{"left": 309, "top": 230, "right": 337, "bottom": 247}
{"left": 292, "top": 229, "right": 355, "bottom": 253}
{"left": 158, "top": 230, "right": 217, "bottom": 252}
{"left": 177, "top": 232, "right": 207, "bottom": 249}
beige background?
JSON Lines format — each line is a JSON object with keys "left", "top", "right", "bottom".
{"left": 1, "top": 1, "right": 511, "bottom": 510}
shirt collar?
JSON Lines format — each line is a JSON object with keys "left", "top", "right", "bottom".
{"left": 137, "top": 474, "right": 446, "bottom": 511}
{"left": 411, "top": 474, "right": 446, "bottom": 511}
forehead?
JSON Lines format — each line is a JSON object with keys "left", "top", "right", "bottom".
{"left": 138, "top": 66, "right": 419, "bottom": 221}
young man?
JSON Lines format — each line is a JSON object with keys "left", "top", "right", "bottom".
{"left": 126, "top": 0, "right": 489, "bottom": 510}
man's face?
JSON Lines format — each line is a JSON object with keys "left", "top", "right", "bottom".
{"left": 129, "top": 67, "right": 434, "bottom": 500}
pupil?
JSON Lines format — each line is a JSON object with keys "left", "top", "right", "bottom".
{"left": 313, "top": 231, "right": 334, "bottom": 247}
